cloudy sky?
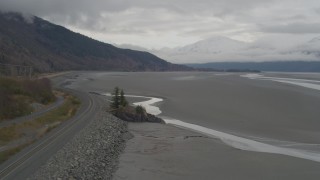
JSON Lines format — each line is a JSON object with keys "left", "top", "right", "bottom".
{"left": 1, "top": 0, "right": 320, "bottom": 62}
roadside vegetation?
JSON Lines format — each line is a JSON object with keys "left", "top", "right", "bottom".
{"left": 0, "top": 76, "right": 81, "bottom": 164}
{"left": 0, "top": 77, "right": 56, "bottom": 121}
{"left": 0, "top": 92, "right": 80, "bottom": 163}
{"left": 109, "top": 87, "right": 163, "bottom": 123}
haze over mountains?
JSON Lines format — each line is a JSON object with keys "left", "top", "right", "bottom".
{"left": 0, "top": 12, "right": 190, "bottom": 72}
{"left": 116, "top": 36, "right": 320, "bottom": 72}
{"left": 118, "top": 36, "right": 320, "bottom": 64}
{"left": 1, "top": 11, "right": 320, "bottom": 73}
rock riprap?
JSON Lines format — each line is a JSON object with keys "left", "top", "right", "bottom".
{"left": 30, "top": 108, "right": 129, "bottom": 180}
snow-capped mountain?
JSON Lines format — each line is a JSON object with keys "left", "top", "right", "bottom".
{"left": 114, "top": 35, "right": 320, "bottom": 64}
{"left": 152, "top": 36, "right": 320, "bottom": 63}
{"left": 174, "top": 36, "right": 245, "bottom": 54}
{"left": 308, "top": 36, "right": 320, "bottom": 44}
{"left": 152, "top": 36, "right": 250, "bottom": 63}
{"left": 281, "top": 36, "right": 320, "bottom": 58}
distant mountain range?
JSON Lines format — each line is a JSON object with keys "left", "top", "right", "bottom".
{"left": 3, "top": 11, "right": 317, "bottom": 73}
{"left": 0, "top": 12, "right": 191, "bottom": 72}
{"left": 117, "top": 36, "right": 320, "bottom": 72}
{"left": 151, "top": 36, "right": 320, "bottom": 64}
{"left": 186, "top": 61, "right": 320, "bottom": 72}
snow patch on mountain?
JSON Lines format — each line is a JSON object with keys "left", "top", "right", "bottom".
{"left": 151, "top": 36, "right": 320, "bottom": 63}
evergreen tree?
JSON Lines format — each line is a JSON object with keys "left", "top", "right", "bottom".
{"left": 120, "top": 89, "right": 128, "bottom": 107}
{"left": 110, "top": 86, "right": 120, "bottom": 109}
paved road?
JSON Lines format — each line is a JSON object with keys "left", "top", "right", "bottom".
{"left": 0, "top": 73, "right": 103, "bottom": 179}
{"left": 0, "top": 96, "right": 64, "bottom": 128}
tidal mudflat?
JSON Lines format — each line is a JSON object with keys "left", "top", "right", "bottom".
{"left": 70, "top": 72, "right": 320, "bottom": 143}
{"left": 67, "top": 72, "right": 320, "bottom": 179}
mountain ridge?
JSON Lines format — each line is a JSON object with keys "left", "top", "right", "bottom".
{"left": 186, "top": 61, "right": 320, "bottom": 72}
{"left": 0, "top": 12, "right": 191, "bottom": 72}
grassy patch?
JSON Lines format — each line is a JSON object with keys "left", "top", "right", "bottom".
{"left": 25, "top": 94, "right": 80, "bottom": 128}
{"left": 0, "top": 94, "right": 80, "bottom": 143}
{"left": 0, "top": 142, "right": 33, "bottom": 164}
{"left": 0, "top": 125, "right": 19, "bottom": 143}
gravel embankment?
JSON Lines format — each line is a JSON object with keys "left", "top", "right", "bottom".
{"left": 30, "top": 104, "right": 130, "bottom": 179}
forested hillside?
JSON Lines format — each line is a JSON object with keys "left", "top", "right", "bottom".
{"left": 0, "top": 12, "right": 191, "bottom": 72}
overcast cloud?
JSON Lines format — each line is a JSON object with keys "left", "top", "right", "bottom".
{"left": 1, "top": 0, "right": 320, "bottom": 62}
